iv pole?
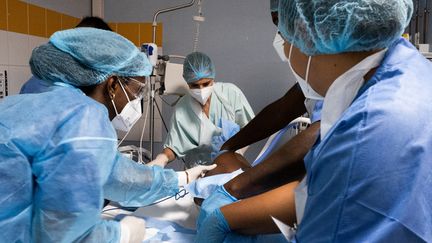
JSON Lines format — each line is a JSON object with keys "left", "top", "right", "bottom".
{"left": 149, "top": 0, "right": 197, "bottom": 159}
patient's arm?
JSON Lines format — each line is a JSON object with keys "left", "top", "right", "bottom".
{"left": 194, "top": 152, "right": 252, "bottom": 206}
{"left": 221, "top": 84, "right": 306, "bottom": 152}
{"left": 225, "top": 122, "right": 320, "bottom": 199}
{"left": 205, "top": 152, "right": 251, "bottom": 177}
{"left": 222, "top": 181, "right": 299, "bottom": 234}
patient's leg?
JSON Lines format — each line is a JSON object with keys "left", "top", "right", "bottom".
{"left": 222, "top": 181, "right": 299, "bottom": 234}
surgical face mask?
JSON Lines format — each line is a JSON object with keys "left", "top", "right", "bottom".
{"left": 273, "top": 32, "right": 288, "bottom": 62}
{"left": 111, "top": 80, "right": 143, "bottom": 132}
{"left": 189, "top": 85, "right": 214, "bottom": 105}
{"left": 288, "top": 45, "right": 324, "bottom": 100}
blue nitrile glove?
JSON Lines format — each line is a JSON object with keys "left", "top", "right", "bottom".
{"left": 195, "top": 208, "right": 231, "bottom": 243}
{"left": 210, "top": 118, "right": 240, "bottom": 160}
{"left": 197, "top": 185, "right": 238, "bottom": 230}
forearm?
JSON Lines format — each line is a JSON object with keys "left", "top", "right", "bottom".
{"left": 225, "top": 122, "right": 320, "bottom": 199}
{"left": 222, "top": 181, "right": 299, "bottom": 235}
{"left": 105, "top": 153, "right": 178, "bottom": 206}
{"left": 162, "top": 147, "right": 176, "bottom": 162}
{"left": 222, "top": 84, "right": 306, "bottom": 151}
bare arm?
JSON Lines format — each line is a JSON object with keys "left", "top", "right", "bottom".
{"left": 225, "top": 122, "right": 320, "bottom": 199}
{"left": 162, "top": 147, "right": 176, "bottom": 162}
{"left": 222, "top": 181, "right": 299, "bottom": 234}
{"left": 148, "top": 147, "right": 177, "bottom": 167}
{"left": 221, "top": 83, "right": 306, "bottom": 151}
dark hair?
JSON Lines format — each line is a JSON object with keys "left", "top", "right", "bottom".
{"left": 76, "top": 16, "right": 112, "bottom": 31}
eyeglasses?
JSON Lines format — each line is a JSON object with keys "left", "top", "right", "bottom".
{"left": 119, "top": 77, "right": 148, "bottom": 101}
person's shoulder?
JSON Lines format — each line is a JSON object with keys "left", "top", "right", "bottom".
{"left": 171, "top": 95, "right": 194, "bottom": 117}
{"left": 215, "top": 82, "right": 243, "bottom": 95}
{"left": 47, "top": 87, "right": 109, "bottom": 121}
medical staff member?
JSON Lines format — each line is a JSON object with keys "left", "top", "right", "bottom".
{"left": 149, "top": 52, "right": 255, "bottom": 168}
{"left": 0, "top": 28, "right": 215, "bottom": 243}
{"left": 195, "top": 0, "right": 432, "bottom": 241}
{"left": 276, "top": 0, "right": 432, "bottom": 241}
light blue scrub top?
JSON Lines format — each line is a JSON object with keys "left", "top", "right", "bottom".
{"left": 296, "top": 38, "right": 432, "bottom": 242}
{"left": 164, "top": 82, "right": 254, "bottom": 167}
{"left": 0, "top": 85, "right": 179, "bottom": 242}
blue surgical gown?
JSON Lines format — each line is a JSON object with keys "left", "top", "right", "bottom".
{"left": 296, "top": 38, "right": 432, "bottom": 242}
{"left": 0, "top": 85, "right": 179, "bottom": 242}
{"left": 19, "top": 76, "right": 52, "bottom": 94}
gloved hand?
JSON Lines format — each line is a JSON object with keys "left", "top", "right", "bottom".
{"left": 197, "top": 185, "right": 237, "bottom": 230}
{"left": 176, "top": 164, "right": 217, "bottom": 187}
{"left": 147, "top": 153, "right": 169, "bottom": 167}
{"left": 195, "top": 208, "right": 231, "bottom": 243}
{"left": 119, "top": 215, "right": 146, "bottom": 243}
{"left": 211, "top": 118, "right": 240, "bottom": 160}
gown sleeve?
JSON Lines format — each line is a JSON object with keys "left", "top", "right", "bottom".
{"left": 32, "top": 103, "right": 121, "bottom": 242}
{"left": 104, "top": 152, "right": 179, "bottom": 207}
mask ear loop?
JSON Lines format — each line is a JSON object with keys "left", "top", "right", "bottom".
{"left": 110, "top": 79, "right": 132, "bottom": 116}
{"left": 305, "top": 56, "right": 312, "bottom": 94}
{"left": 118, "top": 79, "right": 132, "bottom": 103}
{"left": 288, "top": 44, "right": 294, "bottom": 60}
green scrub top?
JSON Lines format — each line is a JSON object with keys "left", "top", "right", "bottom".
{"left": 164, "top": 82, "right": 254, "bottom": 168}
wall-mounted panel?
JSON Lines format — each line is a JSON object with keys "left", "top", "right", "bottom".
{"left": 0, "top": 30, "right": 8, "bottom": 64}
{"left": 8, "top": 0, "right": 28, "bottom": 34}
{"left": 0, "top": 0, "right": 7, "bottom": 30}
{"left": 28, "top": 4, "right": 46, "bottom": 37}
{"left": 140, "top": 23, "right": 163, "bottom": 46}
{"left": 61, "top": 14, "right": 79, "bottom": 30}
{"left": 117, "top": 23, "right": 140, "bottom": 46}
{"left": 7, "top": 65, "right": 31, "bottom": 95}
{"left": 7, "top": 31, "right": 30, "bottom": 66}
{"left": 46, "top": 9, "right": 61, "bottom": 37}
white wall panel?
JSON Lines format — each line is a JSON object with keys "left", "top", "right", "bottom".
{"left": 7, "top": 66, "right": 32, "bottom": 95}
{"left": 7, "top": 32, "right": 30, "bottom": 66}
{"left": 0, "top": 31, "right": 9, "bottom": 65}
{"left": 29, "top": 35, "right": 48, "bottom": 54}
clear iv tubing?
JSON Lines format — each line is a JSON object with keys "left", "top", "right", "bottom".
{"left": 117, "top": 83, "right": 150, "bottom": 163}
{"left": 138, "top": 83, "right": 150, "bottom": 163}
{"left": 193, "top": 0, "right": 203, "bottom": 52}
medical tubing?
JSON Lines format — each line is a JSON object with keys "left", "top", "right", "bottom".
{"left": 193, "top": 21, "right": 200, "bottom": 52}
{"left": 154, "top": 96, "right": 169, "bottom": 131}
{"left": 157, "top": 92, "right": 182, "bottom": 107}
{"left": 101, "top": 188, "right": 189, "bottom": 213}
{"left": 138, "top": 87, "right": 151, "bottom": 163}
{"left": 193, "top": 0, "right": 203, "bottom": 51}
{"left": 154, "top": 94, "right": 187, "bottom": 164}
{"left": 117, "top": 126, "right": 133, "bottom": 148}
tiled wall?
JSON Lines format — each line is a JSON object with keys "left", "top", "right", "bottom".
{"left": 0, "top": 0, "right": 163, "bottom": 141}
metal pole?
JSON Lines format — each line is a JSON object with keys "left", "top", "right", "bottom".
{"left": 150, "top": 76, "right": 156, "bottom": 159}
{"left": 152, "top": 0, "right": 196, "bottom": 43}
{"left": 148, "top": 0, "right": 196, "bottom": 160}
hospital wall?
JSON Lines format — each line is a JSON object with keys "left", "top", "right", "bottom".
{"left": 0, "top": 0, "right": 90, "bottom": 97}
{"left": 105, "top": 0, "right": 297, "bottom": 165}
{"left": 0, "top": 0, "right": 165, "bottom": 142}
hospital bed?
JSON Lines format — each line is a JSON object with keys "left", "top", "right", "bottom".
{"left": 102, "top": 117, "right": 311, "bottom": 242}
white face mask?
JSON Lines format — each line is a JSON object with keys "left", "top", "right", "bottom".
{"left": 288, "top": 44, "right": 324, "bottom": 100}
{"left": 189, "top": 85, "right": 214, "bottom": 105}
{"left": 111, "top": 81, "right": 143, "bottom": 132}
{"left": 273, "top": 32, "right": 288, "bottom": 62}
